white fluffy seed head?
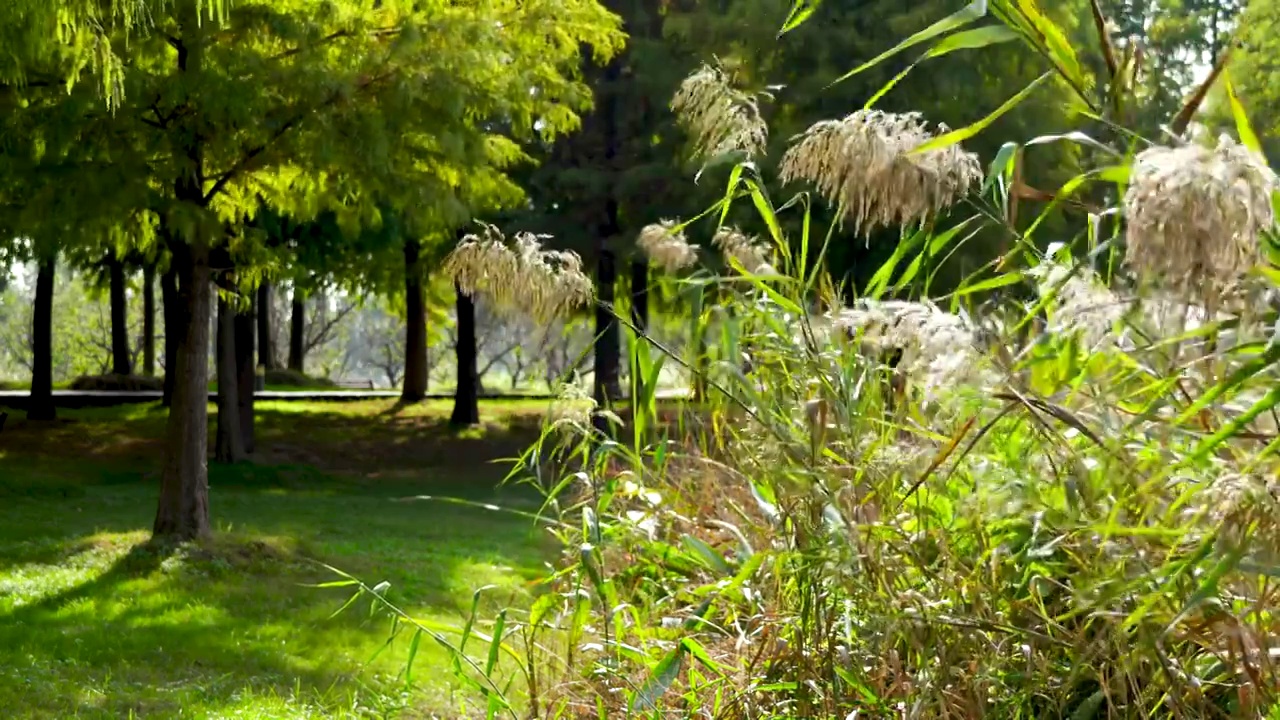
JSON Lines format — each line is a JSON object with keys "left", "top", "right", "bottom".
{"left": 1032, "top": 261, "right": 1129, "bottom": 349}
{"left": 830, "top": 299, "right": 991, "bottom": 399}
{"left": 713, "top": 226, "right": 771, "bottom": 274}
{"left": 547, "top": 380, "right": 595, "bottom": 429}
{"left": 1124, "top": 135, "right": 1278, "bottom": 308}
{"left": 638, "top": 220, "right": 698, "bottom": 273}
{"left": 444, "top": 224, "right": 593, "bottom": 324}
{"left": 671, "top": 64, "right": 769, "bottom": 163}
{"left": 779, "top": 110, "right": 983, "bottom": 236}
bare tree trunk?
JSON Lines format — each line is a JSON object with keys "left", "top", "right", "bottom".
{"left": 450, "top": 283, "right": 480, "bottom": 426}
{"left": 143, "top": 263, "right": 156, "bottom": 376}
{"left": 109, "top": 252, "right": 131, "bottom": 376}
{"left": 161, "top": 266, "right": 181, "bottom": 406}
{"left": 235, "top": 303, "right": 255, "bottom": 454}
{"left": 154, "top": 241, "right": 212, "bottom": 541}
{"left": 592, "top": 47, "right": 624, "bottom": 436}
{"left": 402, "top": 237, "right": 428, "bottom": 402}
{"left": 630, "top": 258, "right": 649, "bottom": 332}
{"left": 214, "top": 296, "right": 245, "bottom": 463}
{"left": 288, "top": 290, "right": 305, "bottom": 373}
{"left": 27, "top": 256, "right": 56, "bottom": 422}
{"left": 593, "top": 244, "right": 622, "bottom": 434}
{"left": 257, "top": 281, "right": 278, "bottom": 370}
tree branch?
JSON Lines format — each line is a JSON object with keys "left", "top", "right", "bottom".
{"left": 202, "top": 68, "right": 398, "bottom": 204}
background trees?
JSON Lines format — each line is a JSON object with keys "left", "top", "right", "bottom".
{"left": 0, "top": 0, "right": 1268, "bottom": 536}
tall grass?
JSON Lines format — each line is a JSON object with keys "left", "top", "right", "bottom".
{"left": 341, "top": 2, "right": 1280, "bottom": 717}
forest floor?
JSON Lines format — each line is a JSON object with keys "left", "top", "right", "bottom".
{"left": 0, "top": 400, "right": 556, "bottom": 719}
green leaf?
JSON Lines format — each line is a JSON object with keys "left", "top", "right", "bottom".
{"left": 681, "top": 637, "right": 726, "bottom": 673}
{"left": 1181, "top": 385, "right": 1280, "bottom": 467}
{"left": 830, "top": 0, "right": 988, "bottom": 86}
{"left": 779, "top": 0, "right": 822, "bottom": 35}
{"left": 1225, "top": 71, "right": 1265, "bottom": 156}
{"left": 682, "top": 535, "right": 733, "bottom": 576}
{"left": 983, "top": 141, "right": 1019, "bottom": 193}
{"left": 1008, "top": 0, "right": 1083, "bottom": 88}
{"left": 485, "top": 610, "right": 506, "bottom": 677}
{"left": 405, "top": 629, "right": 423, "bottom": 686}
{"left": 629, "top": 645, "right": 686, "bottom": 713}
{"left": 924, "top": 23, "right": 1020, "bottom": 57}
{"left": 911, "top": 72, "right": 1051, "bottom": 154}
{"left": 302, "top": 579, "right": 361, "bottom": 589}
{"left": 950, "top": 270, "right": 1023, "bottom": 298}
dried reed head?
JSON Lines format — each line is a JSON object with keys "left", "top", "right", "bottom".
{"left": 713, "top": 226, "right": 773, "bottom": 274}
{"left": 1033, "top": 261, "right": 1129, "bottom": 348}
{"left": 547, "top": 380, "right": 595, "bottom": 429}
{"left": 831, "top": 299, "right": 991, "bottom": 399}
{"left": 1124, "top": 135, "right": 1277, "bottom": 308}
{"left": 779, "top": 110, "right": 982, "bottom": 235}
{"left": 637, "top": 220, "right": 698, "bottom": 273}
{"left": 444, "top": 224, "right": 592, "bottom": 324}
{"left": 671, "top": 64, "right": 768, "bottom": 162}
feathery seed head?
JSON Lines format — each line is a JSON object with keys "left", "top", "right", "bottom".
{"left": 1124, "top": 135, "right": 1277, "bottom": 307}
{"left": 637, "top": 220, "right": 698, "bottom": 273}
{"left": 712, "top": 226, "right": 771, "bottom": 274}
{"left": 779, "top": 110, "right": 982, "bottom": 236}
{"left": 830, "top": 299, "right": 990, "bottom": 399}
{"left": 444, "top": 224, "right": 592, "bottom": 324}
{"left": 671, "top": 64, "right": 768, "bottom": 162}
{"left": 547, "top": 380, "right": 595, "bottom": 429}
{"left": 1032, "top": 261, "right": 1128, "bottom": 348}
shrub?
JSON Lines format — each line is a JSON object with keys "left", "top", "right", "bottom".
{"left": 262, "top": 369, "right": 335, "bottom": 388}
{"left": 68, "top": 374, "right": 164, "bottom": 392}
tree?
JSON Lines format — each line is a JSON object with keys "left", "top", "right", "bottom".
{"left": 4, "top": 0, "right": 621, "bottom": 540}
{"left": 257, "top": 281, "right": 277, "bottom": 370}
{"left": 449, "top": 283, "right": 481, "bottom": 426}
{"left": 27, "top": 255, "right": 56, "bottom": 421}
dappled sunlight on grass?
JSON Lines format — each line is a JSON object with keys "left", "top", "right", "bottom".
{"left": 0, "top": 400, "right": 554, "bottom": 718}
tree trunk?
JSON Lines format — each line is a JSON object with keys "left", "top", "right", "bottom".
{"left": 288, "top": 290, "right": 305, "bottom": 373}
{"left": 257, "top": 281, "right": 277, "bottom": 370}
{"left": 154, "top": 241, "right": 213, "bottom": 541}
{"left": 592, "top": 46, "right": 624, "bottom": 435}
{"left": 402, "top": 237, "right": 428, "bottom": 403}
{"left": 27, "top": 256, "right": 56, "bottom": 422}
{"left": 235, "top": 302, "right": 255, "bottom": 454}
{"left": 109, "top": 252, "right": 131, "bottom": 376}
{"left": 143, "top": 263, "right": 156, "bottom": 376}
{"left": 593, "top": 245, "right": 622, "bottom": 432}
{"left": 630, "top": 258, "right": 649, "bottom": 333}
{"left": 450, "top": 283, "right": 480, "bottom": 426}
{"left": 154, "top": 0, "right": 212, "bottom": 542}
{"left": 214, "top": 296, "right": 246, "bottom": 463}
{"left": 161, "top": 266, "right": 181, "bottom": 406}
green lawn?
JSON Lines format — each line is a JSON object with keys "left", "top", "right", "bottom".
{"left": 0, "top": 400, "right": 555, "bottom": 719}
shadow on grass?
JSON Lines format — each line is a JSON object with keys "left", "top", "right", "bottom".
{"left": 0, "top": 398, "right": 558, "bottom": 717}
{"left": 0, "top": 533, "right": 377, "bottom": 718}
{"left": 0, "top": 487, "right": 550, "bottom": 718}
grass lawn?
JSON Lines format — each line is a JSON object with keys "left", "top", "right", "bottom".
{"left": 0, "top": 399, "right": 557, "bottom": 719}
